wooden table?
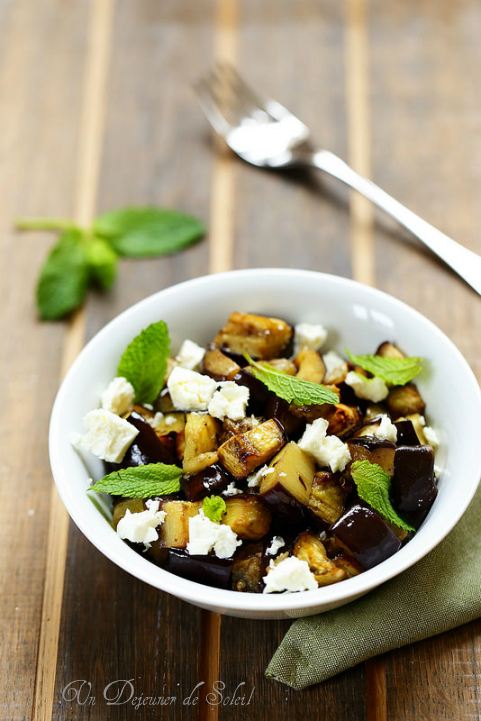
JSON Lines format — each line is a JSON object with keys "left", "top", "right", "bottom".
{"left": 3, "top": 1, "right": 481, "bottom": 719}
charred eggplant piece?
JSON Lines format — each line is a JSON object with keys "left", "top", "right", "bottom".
{"left": 181, "top": 463, "right": 232, "bottom": 502}
{"left": 330, "top": 504, "right": 401, "bottom": 570}
{"left": 375, "top": 341, "right": 405, "bottom": 359}
{"left": 167, "top": 549, "right": 233, "bottom": 589}
{"left": 113, "top": 410, "right": 175, "bottom": 469}
{"left": 292, "top": 531, "right": 346, "bottom": 586}
{"left": 386, "top": 384, "right": 426, "bottom": 419}
{"left": 308, "top": 471, "right": 349, "bottom": 525}
{"left": 202, "top": 346, "right": 241, "bottom": 381}
{"left": 392, "top": 445, "right": 437, "bottom": 512}
{"left": 214, "top": 311, "right": 293, "bottom": 360}
{"left": 295, "top": 349, "right": 326, "bottom": 384}
{"left": 231, "top": 541, "right": 266, "bottom": 593}
{"left": 157, "top": 500, "right": 202, "bottom": 548}
{"left": 394, "top": 419, "right": 420, "bottom": 446}
{"left": 223, "top": 494, "right": 271, "bottom": 540}
{"left": 264, "top": 358, "right": 297, "bottom": 375}
{"left": 233, "top": 368, "right": 271, "bottom": 415}
{"left": 259, "top": 441, "right": 316, "bottom": 524}
{"left": 112, "top": 498, "right": 144, "bottom": 529}
{"left": 218, "top": 419, "right": 286, "bottom": 479}
{"left": 265, "top": 396, "right": 303, "bottom": 437}
{"left": 183, "top": 413, "right": 221, "bottom": 475}
{"left": 346, "top": 436, "right": 396, "bottom": 476}
{"left": 220, "top": 416, "right": 261, "bottom": 444}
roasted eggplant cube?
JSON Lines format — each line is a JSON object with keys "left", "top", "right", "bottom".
{"left": 265, "top": 396, "right": 303, "bottom": 436}
{"left": 259, "top": 441, "right": 316, "bottom": 524}
{"left": 218, "top": 419, "right": 286, "bottom": 479}
{"left": 375, "top": 341, "right": 405, "bottom": 359}
{"left": 112, "top": 498, "right": 144, "bottom": 529}
{"left": 158, "top": 500, "right": 202, "bottom": 548}
{"left": 202, "top": 346, "right": 241, "bottom": 381}
{"left": 112, "top": 410, "right": 175, "bottom": 468}
{"left": 331, "top": 504, "right": 401, "bottom": 570}
{"left": 295, "top": 349, "right": 326, "bottom": 384}
{"left": 386, "top": 384, "right": 426, "bottom": 419}
{"left": 308, "top": 471, "right": 348, "bottom": 525}
{"left": 233, "top": 368, "right": 271, "bottom": 415}
{"left": 392, "top": 445, "right": 437, "bottom": 512}
{"left": 214, "top": 311, "right": 293, "bottom": 360}
{"left": 223, "top": 495, "right": 271, "bottom": 540}
{"left": 167, "top": 549, "right": 233, "bottom": 589}
{"left": 346, "top": 436, "right": 396, "bottom": 476}
{"left": 181, "top": 463, "right": 232, "bottom": 502}
{"left": 183, "top": 413, "right": 221, "bottom": 475}
{"left": 231, "top": 541, "right": 266, "bottom": 593}
{"left": 394, "top": 419, "right": 420, "bottom": 446}
{"left": 293, "top": 531, "right": 346, "bottom": 586}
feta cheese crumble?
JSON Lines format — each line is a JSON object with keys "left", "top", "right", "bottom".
{"left": 223, "top": 482, "right": 242, "bottom": 496}
{"left": 293, "top": 322, "right": 328, "bottom": 353}
{"left": 345, "top": 371, "right": 389, "bottom": 403}
{"left": 175, "top": 339, "right": 206, "bottom": 371}
{"left": 146, "top": 411, "right": 165, "bottom": 430}
{"left": 423, "top": 426, "right": 440, "bottom": 448}
{"left": 71, "top": 409, "right": 139, "bottom": 463}
{"left": 208, "top": 381, "right": 249, "bottom": 421}
{"left": 374, "top": 414, "right": 398, "bottom": 443}
{"left": 116, "top": 508, "right": 166, "bottom": 549}
{"left": 167, "top": 367, "right": 217, "bottom": 411}
{"left": 100, "top": 376, "right": 135, "bottom": 416}
{"left": 298, "top": 418, "right": 351, "bottom": 472}
{"left": 322, "top": 350, "right": 348, "bottom": 384}
{"left": 187, "top": 510, "right": 241, "bottom": 559}
{"left": 263, "top": 556, "right": 318, "bottom": 594}
{"left": 266, "top": 536, "right": 285, "bottom": 556}
{"left": 247, "top": 465, "right": 274, "bottom": 488}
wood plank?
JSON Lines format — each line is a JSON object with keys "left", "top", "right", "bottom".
{"left": 367, "top": 1, "right": 481, "bottom": 719}
{"left": 53, "top": 1, "right": 217, "bottom": 719}
{"left": 0, "top": 1, "right": 91, "bottom": 719}
{"left": 217, "top": 2, "right": 367, "bottom": 719}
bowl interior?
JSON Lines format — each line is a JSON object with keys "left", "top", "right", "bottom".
{"left": 49, "top": 269, "right": 481, "bottom": 618}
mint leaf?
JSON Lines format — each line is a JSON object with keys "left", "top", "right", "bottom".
{"left": 86, "top": 237, "right": 118, "bottom": 290}
{"left": 117, "top": 320, "right": 170, "bottom": 405}
{"left": 245, "top": 354, "right": 339, "bottom": 406}
{"left": 203, "top": 495, "right": 227, "bottom": 523}
{"left": 346, "top": 349, "right": 422, "bottom": 385}
{"left": 94, "top": 207, "right": 206, "bottom": 257}
{"left": 36, "top": 229, "right": 90, "bottom": 320}
{"left": 91, "top": 463, "right": 182, "bottom": 497}
{"left": 350, "top": 460, "right": 414, "bottom": 532}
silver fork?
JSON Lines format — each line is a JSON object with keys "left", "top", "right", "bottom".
{"left": 195, "top": 63, "right": 481, "bottom": 297}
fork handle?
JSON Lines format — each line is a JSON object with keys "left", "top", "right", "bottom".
{"left": 309, "top": 149, "right": 481, "bottom": 296}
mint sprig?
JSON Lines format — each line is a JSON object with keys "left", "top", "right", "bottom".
{"left": 17, "top": 206, "right": 206, "bottom": 320}
{"left": 245, "top": 354, "right": 339, "bottom": 406}
{"left": 117, "top": 321, "right": 170, "bottom": 405}
{"left": 90, "top": 463, "right": 182, "bottom": 498}
{"left": 345, "top": 349, "right": 423, "bottom": 386}
{"left": 203, "top": 495, "right": 227, "bottom": 523}
{"left": 350, "top": 460, "right": 414, "bottom": 532}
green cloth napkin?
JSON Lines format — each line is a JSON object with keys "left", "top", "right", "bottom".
{"left": 266, "top": 484, "right": 481, "bottom": 690}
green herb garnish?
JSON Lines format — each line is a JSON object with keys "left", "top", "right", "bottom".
{"left": 117, "top": 320, "right": 170, "bottom": 405}
{"left": 345, "top": 349, "right": 423, "bottom": 386}
{"left": 90, "top": 463, "right": 182, "bottom": 498}
{"left": 350, "top": 460, "right": 414, "bottom": 532}
{"left": 202, "top": 495, "right": 227, "bottom": 523}
{"left": 245, "top": 354, "right": 339, "bottom": 406}
{"left": 17, "top": 207, "right": 206, "bottom": 320}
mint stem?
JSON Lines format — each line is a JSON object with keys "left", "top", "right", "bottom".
{"left": 16, "top": 217, "right": 78, "bottom": 232}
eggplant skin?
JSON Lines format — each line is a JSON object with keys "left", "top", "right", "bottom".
{"left": 231, "top": 541, "right": 266, "bottom": 593}
{"left": 392, "top": 445, "right": 437, "bottom": 512}
{"left": 167, "top": 549, "right": 233, "bottom": 589}
{"left": 330, "top": 504, "right": 401, "bottom": 570}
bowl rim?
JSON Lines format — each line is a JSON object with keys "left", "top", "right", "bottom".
{"left": 49, "top": 268, "right": 481, "bottom": 613}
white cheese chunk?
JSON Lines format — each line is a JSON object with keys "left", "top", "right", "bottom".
{"left": 208, "top": 381, "right": 249, "bottom": 421}
{"left": 423, "top": 426, "right": 440, "bottom": 448}
{"left": 247, "top": 465, "right": 274, "bottom": 488}
{"left": 298, "top": 417, "right": 351, "bottom": 472}
{"left": 71, "top": 409, "right": 139, "bottom": 463}
{"left": 293, "top": 323, "right": 328, "bottom": 353}
{"left": 322, "top": 351, "right": 348, "bottom": 384}
{"left": 263, "top": 556, "right": 318, "bottom": 594}
{"left": 266, "top": 536, "right": 285, "bottom": 556}
{"left": 186, "top": 510, "right": 241, "bottom": 559}
{"left": 175, "top": 339, "right": 206, "bottom": 371}
{"left": 100, "top": 376, "right": 135, "bottom": 416}
{"left": 374, "top": 414, "right": 398, "bottom": 443}
{"left": 116, "top": 508, "right": 166, "bottom": 549}
{"left": 345, "top": 371, "right": 389, "bottom": 403}
{"left": 167, "top": 367, "right": 217, "bottom": 411}
{"left": 146, "top": 411, "right": 164, "bottom": 430}
{"left": 223, "top": 482, "right": 242, "bottom": 496}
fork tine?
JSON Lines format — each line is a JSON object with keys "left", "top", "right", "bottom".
{"left": 193, "top": 77, "right": 232, "bottom": 137}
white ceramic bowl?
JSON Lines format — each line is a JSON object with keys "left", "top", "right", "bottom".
{"left": 49, "top": 269, "right": 481, "bottom": 619}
